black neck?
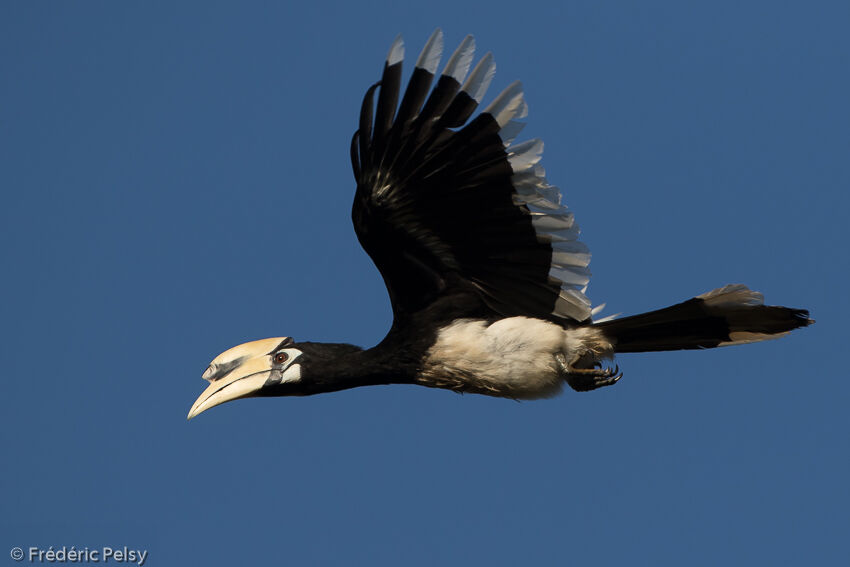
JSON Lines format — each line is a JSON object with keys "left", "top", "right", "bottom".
{"left": 277, "top": 341, "right": 418, "bottom": 396}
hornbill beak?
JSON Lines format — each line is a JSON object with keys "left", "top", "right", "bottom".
{"left": 188, "top": 337, "right": 288, "bottom": 420}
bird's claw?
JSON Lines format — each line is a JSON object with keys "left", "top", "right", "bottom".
{"left": 564, "top": 363, "right": 623, "bottom": 392}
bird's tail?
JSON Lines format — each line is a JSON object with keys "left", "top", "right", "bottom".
{"left": 594, "top": 284, "right": 812, "bottom": 353}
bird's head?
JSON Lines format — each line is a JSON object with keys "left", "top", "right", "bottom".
{"left": 187, "top": 337, "right": 303, "bottom": 419}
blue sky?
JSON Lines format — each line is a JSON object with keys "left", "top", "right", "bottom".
{"left": 2, "top": 1, "right": 847, "bottom": 565}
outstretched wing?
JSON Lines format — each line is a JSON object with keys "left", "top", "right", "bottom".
{"left": 350, "top": 30, "right": 592, "bottom": 325}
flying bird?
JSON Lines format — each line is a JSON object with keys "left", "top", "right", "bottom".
{"left": 188, "top": 30, "right": 811, "bottom": 419}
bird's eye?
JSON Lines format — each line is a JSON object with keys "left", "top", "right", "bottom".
{"left": 273, "top": 352, "right": 289, "bottom": 364}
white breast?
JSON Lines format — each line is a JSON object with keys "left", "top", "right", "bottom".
{"left": 419, "top": 317, "right": 609, "bottom": 399}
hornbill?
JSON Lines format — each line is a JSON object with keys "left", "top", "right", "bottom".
{"left": 188, "top": 30, "right": 811, "bottom": 419}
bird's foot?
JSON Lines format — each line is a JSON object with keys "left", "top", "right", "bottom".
{"left": 562, "top": 362, "right": 623, "bottom": 392}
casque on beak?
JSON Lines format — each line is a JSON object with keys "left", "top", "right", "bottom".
{"left": 187, "top": 337, "right": 289, "bottom": 419}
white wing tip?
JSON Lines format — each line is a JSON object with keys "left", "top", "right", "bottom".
{"left": 484, "top": 80, "right": 526, "bottom": 128}
{"left": 416, "top": 29, "right": 444, "bottom": 73}
{"left": 387, "top": 35, "right": 405, "bottom": 66}
{"left": 443, "top": 35, "right": 476, "bottom": 83}
{"left": 462, "top": 52, "right": 496, "bottom": 103}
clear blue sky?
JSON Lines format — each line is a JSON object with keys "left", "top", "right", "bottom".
{"left": 2, "top": 1, "right": 847, "bottom": 565}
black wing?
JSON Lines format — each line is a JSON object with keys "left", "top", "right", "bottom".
{"left": 350, "top": 30, "right": 592, "bottom": 325}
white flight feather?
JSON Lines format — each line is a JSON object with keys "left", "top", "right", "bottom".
{"left": 386, "top": 35, "right": 404, "bottom": 66}
{"left": 416, "top": 29, "right": 444, "bottom": 74}
{"left": 461, "top": 52, "right": 496, "bottom": 103}
{"left": 442, "top": 35, "right": 475, "bottom": 83}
